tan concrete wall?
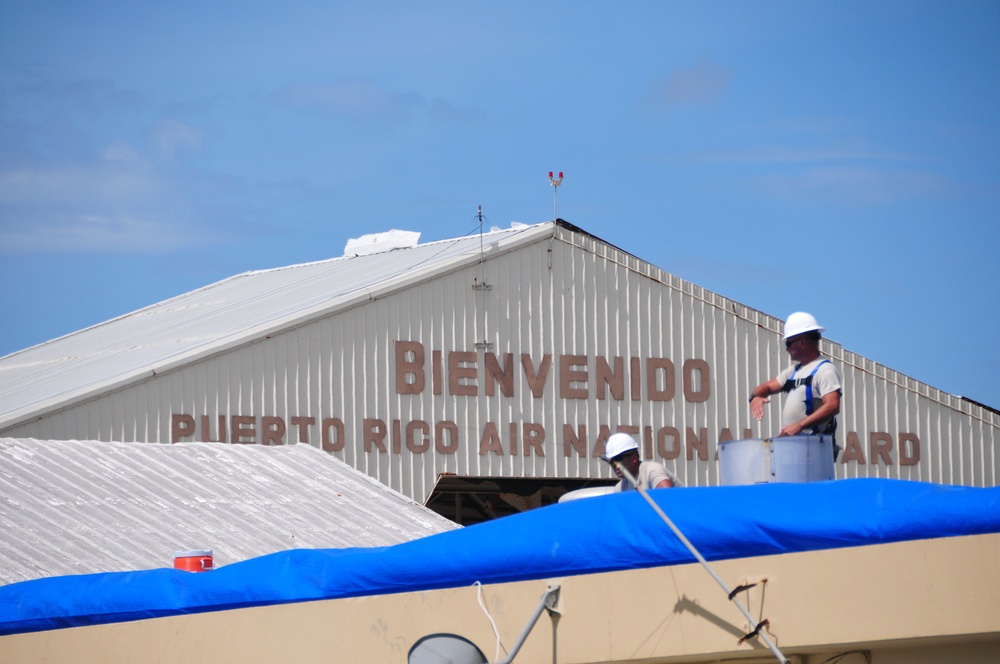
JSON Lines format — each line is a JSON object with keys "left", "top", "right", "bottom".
{"left": 2, "top": 533, "right": 999, "bottom": 663}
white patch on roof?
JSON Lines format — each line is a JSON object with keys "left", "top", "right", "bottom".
{"left": 343, "top": 229, "right": 420, "bottom": 256}
{"left": 0, "top": 438, "right": 458, "bottom": 585}
{"left": 0, "top": 222, "right": 548, "bottom": 429}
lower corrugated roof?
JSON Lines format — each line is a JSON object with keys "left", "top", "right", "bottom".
{"left": 0, "top": 438, "right": 458, "bottom": 585}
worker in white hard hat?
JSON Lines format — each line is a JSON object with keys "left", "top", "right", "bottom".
{"left": 605, "top": 432, "right": 681, "bottom": 491}
{"left": 748, "top": 312, "right": 843, "bottom": 439}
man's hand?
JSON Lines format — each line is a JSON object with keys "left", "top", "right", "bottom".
{"left": 778, "top": 391, "right": 840, "bottom": 437}
{"left": 749, "top": 379, "right": 781, "bottom": 421}
{"left": 750, "top": 395, "right": 770, "bottom": 421}
{"left": 778, "top": 421, "right": 805, "bottom": 436}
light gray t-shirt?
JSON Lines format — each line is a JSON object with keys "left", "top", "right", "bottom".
{"left": 775, "top": 357, "right": 843, "bottom": 432}
{"left": 615, "top": 461, "right": 682, "bottom": 491}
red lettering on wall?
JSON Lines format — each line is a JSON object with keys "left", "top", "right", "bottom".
{"left": 686, "top": 427, "right": 709, "bottom": 461}
{"left": 522, "top": 354, "right": 551, "bottom": 398}
{"left": 630, "top": 357, "right": 642, "bottom": 401}
{"left": 395, "top": 341, "right": 424, "bottom": 394}
{"left": 407, "top": 420, "right": 430, "bottom": 453}
{"left": 391, "top": 340, "right": 714, "bottom": 404}
{"left": 842, "top": 431, "right": 865, "bottom": 464}
{"left": 523, "top": 423, "right": 545, "bottom": 456}
{"left": 392, "top": 419, "right": 402, "bottom": 453}
{"left": 435, "top": 421, "right": 459, "bottom": 454}
{"left": 171, "top": 414, "right": 195, "bottom": 443}
{"left": 432, "top": 350, "right": 443, "bottom": 396}
{"left": 479, "top": 422, "right": 503, "bottom": 456}
{"left": 560, "top": 355, "right": 588, "bottom": 399}
{"left": 592, "top": 425, "right": 614, "bottom": 458}
{"left": 682, "top": 359, "right": 711, "bottom": 402}
{"left": 485, "top": 353, "right": 515, "bottom": 397}
{"left": 322, "top": 418, "right": 344, "bottom": 452}
{"left": 870, "top": 432, "right": 893, "bottom": 465}
{"left": 364, "top": 419, "right": 387, "bottom": 453}
{"left": 647, "top": 358, "right": 675, "bottom": 401}
{"left": 899, "top": 433, "right": 921, "bottom": 465}
{"left": 449, "top": 351, "right": 478, "bottom": 396}
{"left": 261, "top": 416, "right": 286, "bottom": 446}
{"left": 232, "top": 416, "right": 256, "bottom": 444}
{"left": 291, "top": 416, "right": 315, "bottom": 443}
{"left": 200, "top": 415, "right": 227, "bottom": 442}
{"left": 596, "top": 356, "right": 625, "bottom": 401}
{"left": 166, "top": 399, "right": 931, "bottom": 473}
{"left": 658, "top": 427, "right": 681, "bottom": 460}
{"left": 563, "top": 424, "right": 587, "bottom": 457}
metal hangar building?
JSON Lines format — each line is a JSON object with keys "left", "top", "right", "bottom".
{"left": 1, "top": 220, "right": 996, "bottom": 523}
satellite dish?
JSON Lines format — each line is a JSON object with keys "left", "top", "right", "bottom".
{"left": 408, "top": 633, "right": 488, "bottom": 664}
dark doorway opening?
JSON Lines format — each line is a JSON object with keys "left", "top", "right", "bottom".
{"left": 425, "top": 475, "right": 618, "bottom": 526}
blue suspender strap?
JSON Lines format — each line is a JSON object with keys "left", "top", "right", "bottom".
{"left": 804, "top": 360, "right": 830, "bottom": 415}
{"left": 782, "top": 360, "right": 836, "bottom": 435}
{"left": 784, "top": 360, "right": 831, "bottom": 415}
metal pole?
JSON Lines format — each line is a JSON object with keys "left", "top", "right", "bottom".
{"left": 494, "top": 585, "right": 560, "bottom": 664}
{"left": 602, "top": 457, "right": 789, "bottom": 664}
{"left": 548, "top": 171, "right": 563, "bottom": 221}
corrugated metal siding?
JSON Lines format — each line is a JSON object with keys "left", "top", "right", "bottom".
{"left": 3, "top": 223, "right": 997, "bottom": 500}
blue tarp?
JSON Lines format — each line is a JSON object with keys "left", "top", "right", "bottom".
{"left": 2, "top": 479, "right": 998, "bottom": 636}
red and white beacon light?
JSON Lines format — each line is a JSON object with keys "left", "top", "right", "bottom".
{"left": 548, "top": 171, "right": 564, "bottom": 220}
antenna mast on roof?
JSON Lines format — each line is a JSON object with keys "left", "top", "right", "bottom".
{"left": 473, "top": 206, "right": 493, "bottom": 351}
{"left": 548, "top": 171, "right": 563, "bottom": 221}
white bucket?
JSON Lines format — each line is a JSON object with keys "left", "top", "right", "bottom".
{"left": 558, "top": 485, "right": 616, "bottom": 503}
{"left": 718, "top": 436, "right": 835, "bottom": 486}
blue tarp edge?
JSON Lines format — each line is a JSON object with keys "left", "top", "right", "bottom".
{"left": 2, "top": 479, "right": 998, "bottom": 636}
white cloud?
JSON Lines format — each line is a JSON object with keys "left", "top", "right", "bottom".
{"left": 687, "top": 147, "right": 914, "bottom": 165}
{"left": 0, "top": 159, "right": 195, "bottom": 255}
{"left": 645, "top": 62, "right": 733, "bottom": 108}
{"left": 152, "top": 120, "right": 203, "bottom": 158}
{"left": 0, "top": 212, "right": 190, "bottom": 254}
{"left": 0, "top": 166, "right": 159, "bottom": 205}
{"left": 755, "top": 166, "right": 960, "bottom": 205}
{"left": 101, "top": 141, "right": 146, "bottom": 164}
{"left": 271, "top": 80, "right": 422, "bottom": 123}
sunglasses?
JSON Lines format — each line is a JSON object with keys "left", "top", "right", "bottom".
{"left": 785, "top": 336, "right": 804, "bottom": 349}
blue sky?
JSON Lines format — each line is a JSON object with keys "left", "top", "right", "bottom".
{"left": 1, "top": 1, "right": 998, "bottom": 408}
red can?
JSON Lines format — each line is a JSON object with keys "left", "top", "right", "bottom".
{"left": 173, "top": 549, "right": 214, "bottom": 572}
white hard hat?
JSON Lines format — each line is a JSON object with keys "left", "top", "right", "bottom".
{"left": 605, "top": 433, "right": 639, "bottom": 459}
{"left": 784, "top": 312, "right": 825, "bottom": 340}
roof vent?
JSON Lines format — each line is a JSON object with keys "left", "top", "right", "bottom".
{"left": 344, "top": 229, "right": 420, "bottom": 257}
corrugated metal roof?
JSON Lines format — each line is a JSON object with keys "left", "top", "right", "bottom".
{"left": 0, "top": 223, "right": 550, "bottom": 430}
{"left": 0, "top": 438, "right": 458, "bottom": 585}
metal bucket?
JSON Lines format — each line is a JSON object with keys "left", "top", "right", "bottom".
{"left": 718, "top": 435, "right": 835, "bottom": 486}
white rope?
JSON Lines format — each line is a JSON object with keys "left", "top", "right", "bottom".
{"left": 473, "top": 580, "right": 506, "bottom": 661}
